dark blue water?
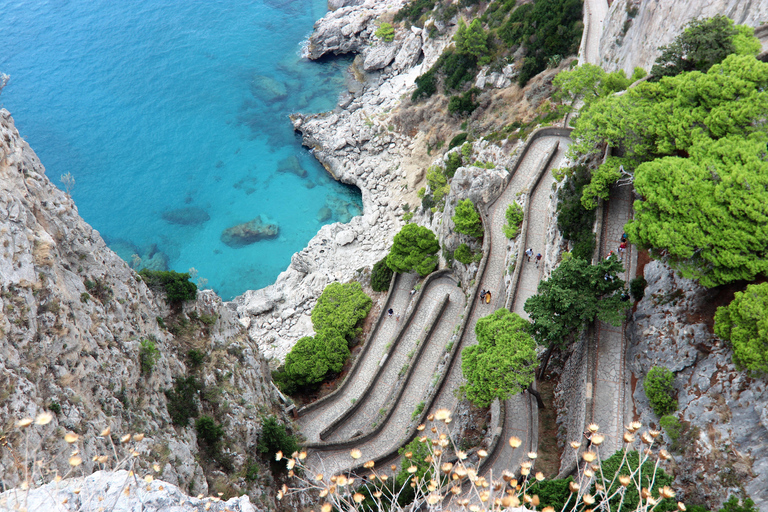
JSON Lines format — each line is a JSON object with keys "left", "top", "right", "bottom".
{"left": 0, "top": 0, "right": 361, "bottom": 300}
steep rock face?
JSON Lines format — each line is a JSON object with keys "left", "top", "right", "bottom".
{"left": 598, "top": 0, "right": 768, "bottom": 75}
{"left": 0, "top": 110, "right": 277, "bottom": 506}
{"left": 629, "top": 261, "right": 768, "bottom": 509}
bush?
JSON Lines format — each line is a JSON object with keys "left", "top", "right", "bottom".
{"left": 394, "top": 0, "right": 437, "bottom": 24}
{"left": 195, "top": 415, "right": 224, "bottom": 451}
{"left": 445, "top": 153, "right": 462, "bottom": 178}
{"left": 556, "top": 166, "right": 596, "bottom": 260}
{"left": 139, "top": 269, "right": 197, "bottom": 304}
{"left": 630, "top": 276, "right": 647, "bottom": 301}
{"left": 187, "top": 349, "right": 205, "bottom": 368}
{"left": 311, "top": 282, "right": 372, "bottom": 339}
{"left": 448, "top": 88, "right": 480, "bottom": 115}
{"left": 386, "top": 224, "right": 440, "bottom": 276}
{"left": 257, "top": 416, "right": 299, "bottom": 462}
{"left": 526, "top": 478, "right": 574, "bottom": 512}
{"left": 283, "top": 330, "right": 350, "bottom": 391}
{"left": 371, "top": 257, "right": 394, "bottom": 292}
{"left": 503, "top": 202, "right": 524, "bottom": 238}
{"left": 449, "top": 132, "right": 469, "bottom": 149}
{"left": 454, "top": 243, "right": 474, "bottom": 264}
{"left": 452, "top": 199, "right": 483, "bottom": 238}
{"left": 138, "top": 337, "right": 160, "bottom": 376}
{"left": 720, "top": 496, "right": 758, "bottom": 512}
{"left": 375, "top": 22, "right": 395, "bottom": 42}
{"left": 166, "top": 376, "right": 201, "bottom": 426}
{"left": 714, "top": 282, "right": 768, "bottom": 373}
{"left": 645, "top": 366, "right": 677, "bottom": 416}
{"left": 595, "top": 450, "right": 675, "bottom": 512}
{"left": 411, "top": 68, "right": 438, "bottom": 101}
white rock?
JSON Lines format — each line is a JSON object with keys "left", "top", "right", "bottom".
{"left": 336, "top": 229, "right": 357, "bottom": 246}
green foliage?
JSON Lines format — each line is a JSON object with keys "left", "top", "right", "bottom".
{"left": 244, "top": 459, "right": 260, "bottom": 482}
{"left": 386, "top": 224, "right": 440, "bottom": 276}
{"left": 454, "top": 243, "right": 474, "bottom": 264}
{"left": 187, "top": 349, "right": 205, "bottom": 368}
{"left": 445, "top": 153, "right": 462, "bottom": 178}
{"left": 498, "top": 0, "right": 583, "bottom": 86}
{"left": 553, "top": 63, "right": 630, "bottom": 108}
{"left": 371, "top": 257, "right": 394, "bottom": 292}
{"left": 650, "top": 15, "right": 760, "bottom": 80}
{"left": 139, "top": 269, "right": 197, "bottom": 304}
{"left": 720, "top": 496, "right": 758, "bottom": 512}
{"left": 449, "top": 132, "right": 469, "bottom": 149}
{"left": 526, "top": 478, "right": 574, "bottom": 512}
{"left": 411, "top": 67, "right": 438, "bottom": 101}
{"left": 556, "top": 165, "right": 596, "bottom": 259}
{"left": 195, "top": 415, "right": 224, "bottom": 447}
{"left": 595, "top": 451, "right": 675, "bottom": 512}
{"left": 84, "top": 277, "right": 113, "bottom": 303}
{"left": 645, "top": 366, "right": 677, "bottom": 416}
{"left": 503, "top": 202, "right": 524, "bottom": 238}
{"left": 455, "top": 19, "right": 489, "bottom": 63}
{"left": 397, "top": 438, "right": 432, "bottom": 487}
{"left": 659, "top": 414, "right": 682, "bottom": 441}
{"left": 375, "top": 22, "right": 395, "bottom": 42}
{"left": 452, "top": 199, "right": 483, "bottom": 238}
{"left": 411, "top": 401, "right": 425, "bottom": 420}
{"left": 524, "top": 257, "right": 628, "bottom": 348}
{"left": 461, "top": 309, "right": 537, "bottom": 407}
{"left": 394, "top": 0, "right": 437, "bottom": 24}
{"left": 426, "top": 165, "right": 449, "bottom": 202}
{"left": 630, "top": 66, "right": 647, "bottom": 82}
{"left": 312, "top": 281, "right": 372, "bottom": 338}
{"left": 139, "top": 337, "right": 160, "bottom": 376}
{"left": 448, "top": 88, "right": 480, "bottom": 115}
{"left": 629, "top": 276, "right": 647, "bottom": 301}
{"left": 257, "top": 416, "right": 299, "bottom": 462}
{"left": 714, "top": 283, "right": 768, "bottom": 373}
{"left": 282, "top": 331, "right": 350, "bottom": 391}
{"left": 166, "top": 376, "right": 201, "bottom": 426}
{"left": 48, "top": 402, "right": 61, "bottom": 415}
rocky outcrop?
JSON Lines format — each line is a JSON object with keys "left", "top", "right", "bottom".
{"left": 629, "top": 261, "right": 768, "bottom": 509}
{"left": 0, "top": 109, "right": 278, "bottom": 508}
{"left": 598, "top": 0, "right": 768, "bottom": 75}
{"left": 161, "top": 206, "right": 210, "bottom": 226}
{"left": 0, "top": 470, "right": 261, "bottom": 512}
{"left": 221, "top": 215, "right": 279, "bottom": 247}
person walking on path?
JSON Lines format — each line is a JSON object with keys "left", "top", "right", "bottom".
{"left": 395, "top": 313, "right": 400, "bottom": 322}
{"left": 618, "top": 241, "right": 627, "bottom": 260}
{"left": 480, "top": 289, "right": 487, "bottom": 303}
{"left": 485, "top": 291, "right": 492, "bottom": 304}
{"left": 535, "top": 253, "right": 542, "bottom": 267}
{"left": 388, "top": 308, "right": 394, "bottom": 318}
{"left": 525, "top": 248, "right": 533, "bottom": 262}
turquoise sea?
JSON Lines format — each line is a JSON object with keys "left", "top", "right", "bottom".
{"left": 0, "top": 0, "right": 361, "bottom": 300}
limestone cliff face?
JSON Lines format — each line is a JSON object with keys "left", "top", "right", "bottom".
{"left": 0, "top": 109, "right": 277, "bottom": 507}
{"left": 598, "top": 0, "right": 768, "bottom": 75}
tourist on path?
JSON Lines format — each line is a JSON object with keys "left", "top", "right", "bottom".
{"left": 480, "top": 289, "right": 487, "bottom": 302}
{"left": 535, "top": 253, "right": 542, "bottom": 267}
{"left": 525, "top": 248, "right": 533, "bottom": 262}
{"left": 388, "top": 308, "right": 393, "bottom": 318}
{"left": 485, "top": 291, "right": 492, "bottom": 304}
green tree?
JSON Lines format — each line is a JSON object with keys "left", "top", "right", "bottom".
{"left": 138, "top": 337, "right": 160, "bottom": 376}
{"left": 503, "top": 202, "right": 524, "bottom": 238}
{"left": 650, "top": 15, "right": 759, "bottom": 80}
{"left": 311, "top": 281, "right": 372, "bottom": 339}
{"left": 386, "top": 224, "right": 440, "bottom": 276}
{"left": 461, "top": 309, "right": 537, "bottom": 407}
{"left": 452, "top": 199, "right": 484, "bottom": 238}
{"left": 195, "top": 415, "right": 224, "bottom": 449}
{"left": 139, "top": 269, "right": 197, "bottom": 304}
{"left": 454, "top": 243, "right": 474, "bottom": 264}
{"left": 644, "top": 366, "right": 677, "bottom": 416}
{"left": 375, "top": 22, "right": 395, "bottom": 42}
{"left": 455, "top": 19, "right": 489, "bottom": 62}
{"left": 552, "top": 63, "right": 606, "bottom": 107}
{"left": 524, "top": 257, "right": 628, "bottom": 347}
{"left": 714, "top": 283, "right": 768, "bottom": 373}
{"left": 257, "top": 416, "right": 299, "bottom": 461}
{"left": 371, "top": 256, "right": 394, "bottom": 292}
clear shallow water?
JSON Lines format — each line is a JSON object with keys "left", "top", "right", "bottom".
{"left": 0, "top": 0, "right": 361, "bottom": 300}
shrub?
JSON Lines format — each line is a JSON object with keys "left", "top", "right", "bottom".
{"left": 448, "top": 88, "right": 480, "bottom": 115}
{"left": 448, "top": 132, "right": 468, "bottom": 149}
{"left": 375, "top": 22, "right": 395, "bottom": 42}
{"left": 645, "top": 366, "right": 677, "bottom": 416}
{"left": 312, "top": 281, "right": 372, "bottom": 339}
{"left": 283, "top": 331, "right": 350, "bottom": 391}
{"left": 720, "top": 496, "right": 758, "bottom": 512}
{"left": 138, "top": 337, "right": 160, "bottom": 376}
{"left": 371, "top": 257, "right": 394, "bottom": 292}
{"left": 526, "top": 478, "right": 574, "bottom": 512}
{"left": 452, "top": 199, "right": 483, "bottom": 238}
{"left": 244, "top": 459, "right": 260, "bottom": 482}
{"left": 630, "top": 276, "right": 647, "bottom": 301}
{"left": 187, "top": 349, "right": 205, "bottom": 368}
{"left": 48, "top": 402, "right": 61, "bottom": 415}
{"left": 139, "top": 269, "right": 197, "bottom": 304}
{"left": 166, "top": 376, "right": 201, "bottom": 426}
{"left": 714, "top": 282, "right": 768, "bottom": 373}
{"left": 257, "top": 416, "right": 299, "bottom": 462}
{"left": 503, "top": 202, "right": 524, "bottom": 238}
{"left": 411, "top": 68, "right": 438, "bottom": 101}
{"left": 386, "top": 224, "right": 440, "bottom": 276}
{"left": 454, "top": 243, "right": 474, "bottom": 264}
{"left": 556, "top": 165, "right": 596, "bottom": 260}
{"left": 594, "top": 450, "right": 675, "bottom": 512}
{"left": 445, "top": 152, "right": 462, "bottom": 178}
{"left": 195, "top": 415, "right": 224, "bottom": 451}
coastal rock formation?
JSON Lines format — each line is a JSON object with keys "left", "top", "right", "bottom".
{"left": 0, "top": 470, "right": 261, "bottom": 512}
{"left": 277, "top": 155, "right": 308, "bottom": 178}
{"left": 221, "top": 215, "right": 279, "bottom": 247}
{"left": 598, "top": 0, "right": 768, "bottom": 75}
{"left": 629, "top": 261, "right": 768, "bottom": 509}
{"left": 0, "top": 109, "right": 278, "bottom": 508}
{"left": 161, "top": 206, "right": 210, "bottom": 226}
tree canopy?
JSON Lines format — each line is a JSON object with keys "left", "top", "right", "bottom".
{"left": 553, "top": 63, "right": 644, "bottom": 109}
{"left": 714, "top": 283, "right": 768, "bottom": 373}
{"left": 455, "top": 19, "right": 489, "bottom": 62}
{"left": 461, "top": 309, "right": 537, "bottom": 407}
{"left": 386, "top": 224, "right": 440, "bottom": 276}
{"left": 524, "top": 257, "right": 628, "bottom": 347}
{"left": 311, "top": 281, "right": 373, "bottom": 338}
{"left": 650, "top": 15, "right": 760, "bottom": 81}
{"left": 452, "top": 198, "right": 484, "bottom": 238}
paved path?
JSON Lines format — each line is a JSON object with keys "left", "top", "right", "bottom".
{"left": 297, "top": 272, "right": 419, "bottom": 442}
{"left": 590, "top": 184, "right": 634, "bottom": 455}
{"left": 304, "top": 276, "right": 466, "bottom": 475}
{"left": 583, "top": 0, "right": 608, "bottom": 65}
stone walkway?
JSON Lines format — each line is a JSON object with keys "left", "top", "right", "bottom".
{"left": 297, "top": 272, "right": 419, "bottom": 442}
{"left": 304, "top": 276, "right": 466, "bottom": 475}
{"left": 583, "top": 0, "right": 608, "bottom": 65}
{"left": 590, "top": 183, "right": 634, "bottom": 455}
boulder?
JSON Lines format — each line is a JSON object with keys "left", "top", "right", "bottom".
{"left": 317, "top": 206, "right": 333, "bottom": 222}
{"left": 252, "top": 74, "right": 287, "bottom": 102}
{"left": 363, "top": 43, "right": 399, "bottom": 71}
{"left": 221, "top": 216, "right": 279, "bottom": 247}
{"left": 336, "top": 229, "right": 357, "bottom": 246}
{"left": 161, "top": 206, "right": 210, "bottom": 226}
{"left": 276, "top": 155, "right": 308, "bottom": 178}
{"left": 328, "top": 0, "right": 364, "bottom": 9}
{"left": 394, "top": 32, "right": 423, "bottom": 70}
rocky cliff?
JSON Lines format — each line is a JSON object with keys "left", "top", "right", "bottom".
{"left": 0, "top": 109, "right": 277, "bottom": 508}
{"left": 598, "top": 0, "right": 768, "bottom": 75}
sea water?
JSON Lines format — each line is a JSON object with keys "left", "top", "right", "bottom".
{"left": 0, "top": 0, "right": 361, "bottom": 300}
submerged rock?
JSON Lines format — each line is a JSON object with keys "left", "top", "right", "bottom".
{"left": 252, "top": 74, "right": 288, "bottom": 102}
{"left": 161, "top": 206, "right": 210, "bottom": 226}
{"left": 317, "top": 206, "right": 332, "bottom": 222}
{"left": 277, "top": 155, "right": 308, "bottom": 178}
{"left": 221, "top": 215, "right": 279, "bottom": 247}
